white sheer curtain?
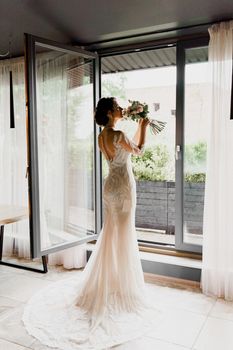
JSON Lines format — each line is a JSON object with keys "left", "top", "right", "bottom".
{"left": 201, "top": 21, "right": 233, "bottom": 300}
{"left": 0, "top": 57, "right": 86, "bottom": 269}
{"left": 0, "top": 58, "right": 30, "bottom": 257}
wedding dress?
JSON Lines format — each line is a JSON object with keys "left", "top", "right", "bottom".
{"left": 22, "top": 130, "right": 161, "bottom": 350}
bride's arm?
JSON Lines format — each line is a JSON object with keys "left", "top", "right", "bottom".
{"left": 137, "top": 118, "right": 150, "bottom": 149}
{"left": 132, "top": 122, "right": 141, "bottom": 144}
{"left": 116, "top": 119, "right": 149, "bottom": 155}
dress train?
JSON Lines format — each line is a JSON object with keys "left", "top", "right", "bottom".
{"left": 22, "top": 131, "right": 161, "bottom": 349}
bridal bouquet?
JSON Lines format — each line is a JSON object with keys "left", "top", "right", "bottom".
{"left": 123, "top": 100, "right": 166, "bottom": 135}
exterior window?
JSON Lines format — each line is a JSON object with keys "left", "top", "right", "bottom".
{"left": 153, "top": 103, "right": 160, "bottom": 111}
{"left": 171, "top": 109, "right": 176, "bottom": 116}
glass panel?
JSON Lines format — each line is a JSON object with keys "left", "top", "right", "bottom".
{"left": 35, "top": 44, "right": 95, "bottom": 251}
{"left": 183, "top": 46, "right": 211, "bottom": 245}
{"left": 101, "top": 47, "right": 176, "bottom": 246}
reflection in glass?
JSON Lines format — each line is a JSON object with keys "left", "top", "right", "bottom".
{"left": 35, "top": 45, "right": 95, "bottom": 250}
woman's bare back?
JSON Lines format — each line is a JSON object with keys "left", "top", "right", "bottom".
{"left": 98, "top": 128, "right": 121, "bottom": 162}
{"left": 98, "top": 128, "right": 143, "bottom": 162}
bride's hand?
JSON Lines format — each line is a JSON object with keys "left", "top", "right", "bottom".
{"left": 139, "top": 118, "right": 150, "bottom": 128}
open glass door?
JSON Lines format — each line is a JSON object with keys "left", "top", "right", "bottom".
{"left": 25, "top": 34, "right": 99, "bottom": 258}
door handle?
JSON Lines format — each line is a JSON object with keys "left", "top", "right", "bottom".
{"left": 175, "top": 145, "right": 181, "bottom": 160}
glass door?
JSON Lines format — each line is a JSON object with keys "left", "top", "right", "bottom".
{"left": 176, "top": 37, "right": 210, "bottom": 253}
{"left": 25, "top": 34, "right": 99, "bottom": 258}
{"left": 101, "top": 46, "right": 177, "bottom": 246}
{"left": 100, "top": 38, "right": 210, "bottom": 254}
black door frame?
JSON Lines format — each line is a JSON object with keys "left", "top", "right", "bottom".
{"left": 25, "top": 33, "right": 99, "bottom": 258}
{"left": 97, "top": 35, "right": 209, "bottom": 254}
{"left": 175, "top": 37, "right": 209, "bottom": 253}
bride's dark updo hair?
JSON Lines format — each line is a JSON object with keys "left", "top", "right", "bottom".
{"left": 94, "top": 97, "right": 115, "bottom": 126}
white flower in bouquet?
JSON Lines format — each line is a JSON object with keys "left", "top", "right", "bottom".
{"left": 123, "top": 100, "right": 166, "bottom": 135}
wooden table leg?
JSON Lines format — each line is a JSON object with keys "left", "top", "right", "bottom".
{"left": 0, "top": 224, "right": 47, "bottom": 273}
{"left": 0, "top": 225, "right": 4, "bottom": 260}
{"left": 42, "top": 255, "right": 48, "bottom": 273}
{"left": 0, "top": 231, "right": 48, "bottom": 273}
{"left": 0, "top": 207, "right": 47, "bottom": 273}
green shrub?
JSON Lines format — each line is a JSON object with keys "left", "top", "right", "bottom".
{"left": 184, "top": 142, "right": 207, "bottom": 183}
{"left": 131, "top": 143, "right": 207, "bottom": 183}
{"left": 185, "top": 142, "right": 207, "bottom": 168}
{"left": 88, "top": 142, "right": 207, "bottom": 183}
{"left": 102, "top": 74, "right": 126, "bottom": 100}
{"left": 185, "top": 173, "right": 206, "bottom": 183}
{"left": 132, "top": 145, "right": 172, "bottom": 181}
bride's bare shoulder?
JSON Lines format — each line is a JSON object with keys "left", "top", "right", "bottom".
{"left": 98, "top": 129, "right": 125, "bottom": 145}
{"left": 114, "top": 129, "right": 126, "bottom": 138}
{"left": 100, "top": 128, "right": 121, "bottom": 137}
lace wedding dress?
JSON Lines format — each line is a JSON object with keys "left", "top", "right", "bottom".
{"left": 23, "top": 131, "right": 161, "bottom": 350}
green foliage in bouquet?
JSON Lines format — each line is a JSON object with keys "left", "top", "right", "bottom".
{"left": 126, "top": 100, "right": 149, "bottom": 121}
{"left": 125, "top": 100, "right": 166, "bottom": 135}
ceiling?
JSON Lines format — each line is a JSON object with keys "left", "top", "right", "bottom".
{"left": 0, "top": 0, "right": 232, "bottom": 59}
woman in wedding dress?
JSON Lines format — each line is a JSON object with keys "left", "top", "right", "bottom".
{"left": 23, "top": 97, "right": 160, "bottom": 350}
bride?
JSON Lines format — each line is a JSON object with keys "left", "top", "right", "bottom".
{"left": 23, "top": 97, "right": 160, "bottom": 350}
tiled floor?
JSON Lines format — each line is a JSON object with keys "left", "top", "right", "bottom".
{"left": 0, "top": 262, "right": 233, "bottom": 350}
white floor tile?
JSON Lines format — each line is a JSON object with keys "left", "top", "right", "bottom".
{"left": 193, "top": 316, "right": 233, "bottom": 350}
{"left": 0, "top": 305, "right": 35, "bottom": 348}
{"left": 147, "top": 308, "right": 206, "bottom": 348}
{"left": 0, "top": 275, "right": 52, "bottom": 303}
{"left": 2, "top": 264, "right": 229, "bottom": 350}
{"left": 18, "top": 265, "right": 83, "bottom": 283}
{"left": 30, "top": 339, "right": 59, "bottom": 350}
{"left": 115, "top": 336, "right": 190, "bottom": 349}
{"left": 0, "top": 338, "right": 30, "bottom": 350}
{"left": 0, "top": 296, "right": 22, "bottom": 320}
{"left": 0, "top": 264, "right": 25, "bottom": 275}
{"left": 33, "top": 266, "right": 82, "bottom": 282}
{"left": 147, "top": 284, "right": 215, "bottom": 316}
{"left": 210, "top": 298, "right": 233, "bottom": 321}
{"left": 0, "top": 269, "right": 16, "bottom": 285}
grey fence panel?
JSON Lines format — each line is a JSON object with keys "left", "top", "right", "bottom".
{"left": 136, "top": 181, "right": 205, "bottom": 235}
